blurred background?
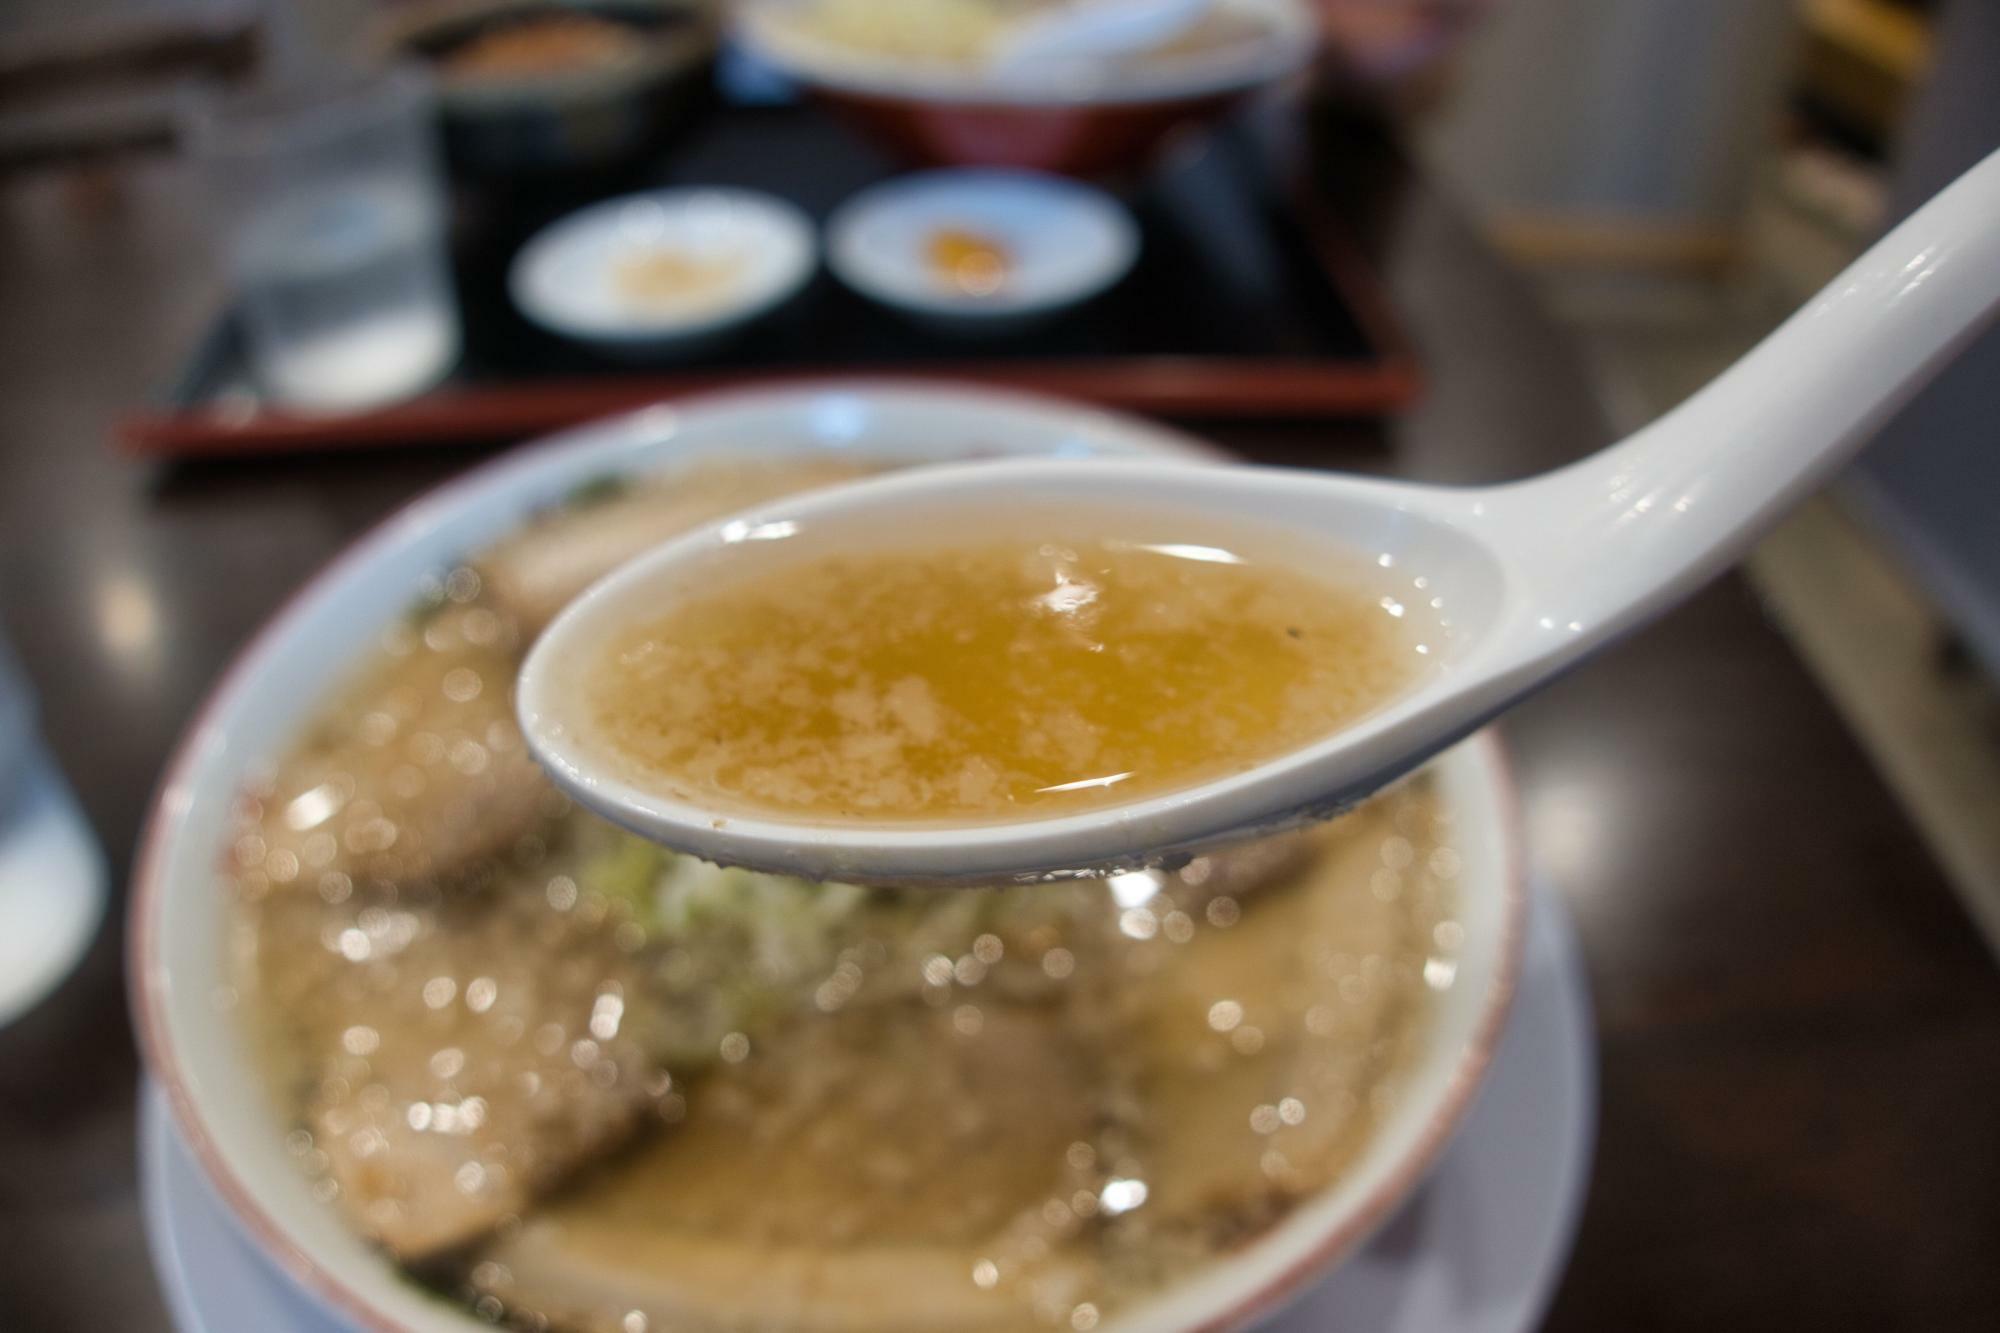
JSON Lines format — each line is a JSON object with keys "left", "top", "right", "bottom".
{"left": 7, "top": 2, "right": 1994, "bottom": 918}
{"left": 1422, "top": 0, "right": 2000, "bottom": 952}
{"left": 1, "top": 0, "right": 1996, "bottom": 1329}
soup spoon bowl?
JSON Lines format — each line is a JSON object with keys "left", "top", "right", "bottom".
{"left": 520, "top": 145, "right": 2000, "bottom": 887}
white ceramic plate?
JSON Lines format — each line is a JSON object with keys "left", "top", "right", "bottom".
{"left": 129, "top": 383, "right": 1524, "bottom": 1333}
{"left": 142, "top": 878, "right": 1590, "bottom": 1333}
{"left": 828, "top": 170, "right": 1139, "bottom": 323}
{"left": 508, "top": 188, "right": 816, "bottom": 349}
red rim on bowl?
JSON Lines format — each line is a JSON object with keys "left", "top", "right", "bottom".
{"left": 128, "top": 381, "right": 1525, "bottom": 1333}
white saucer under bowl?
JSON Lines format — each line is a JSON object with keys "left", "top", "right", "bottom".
{"left": 143, "top": 880, "right": 1594, "bottom": 1333}
{"left": 827, "top": 170, "right": 1139, "bottom": 327}
{"left": 509, "top": 187, "right": 817, "bottom": 353}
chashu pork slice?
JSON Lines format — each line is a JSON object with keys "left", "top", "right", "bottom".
{"left": 475, "top": 458, "right": 875, "bottom": 633}
{"left": 1118, "top": 790, "right": 1439, "bottom": 1235}
{"left": 293, "top": 895, "right": 669, "bottom": 1260}
{"left": 246, "top": 602, "right": 555, "bottom": 895}
{"left": 475, "top": 1001, "right": 1101, "bottom": 1332}
{"left": 245, "top": 459, "right": 873, "bottom": 897}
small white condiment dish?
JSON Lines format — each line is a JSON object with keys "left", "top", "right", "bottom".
{"left": 826, "top": 169, "right": 1138, "bottom": 327}
{"left": 509, "top": 187, "right": 816, "bottom": 353}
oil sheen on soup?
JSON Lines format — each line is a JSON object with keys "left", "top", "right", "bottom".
{"left": 221, "top": 461, "right": 1466, "bottom": 1333}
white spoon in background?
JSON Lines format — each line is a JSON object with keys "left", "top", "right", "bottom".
{"left": 521, "top": 146, "right": 2000, "bottom": 887}
{"left": 987, "top": 0, "right": 1213, "bottom": 78}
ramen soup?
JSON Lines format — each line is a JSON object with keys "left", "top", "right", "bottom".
{"left": 581, "top": 537, "right": 1428, "bottom": 822}
{"left": 224, "top": 459, "right": 1464, "bottom": 1332}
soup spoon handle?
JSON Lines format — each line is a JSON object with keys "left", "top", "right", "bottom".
{"left": 1486, "top": 145, "right": 2000, "bottom": 656}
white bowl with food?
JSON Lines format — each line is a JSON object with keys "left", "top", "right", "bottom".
{"left": 738, "top": 0, "right": 1315, "bottom": 106}
{"left": 828, "top": 169, "right": 1139, "bottom": 327}
{"left": 130, "top": 382, "right": 1524, "bottom": 1333}
{"left": 509, "top": 187, "right": 817, "bottom": 353}
{"left": 734, "top": 0, "right": 1317, "bottom": 176}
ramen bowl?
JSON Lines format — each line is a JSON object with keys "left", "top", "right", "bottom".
{"left": 130, "top": 382, "right": 1522, "bottom": 1332}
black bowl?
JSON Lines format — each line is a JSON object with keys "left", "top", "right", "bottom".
{"left": 374, "top": 0, "right": 719, "bottom": 179}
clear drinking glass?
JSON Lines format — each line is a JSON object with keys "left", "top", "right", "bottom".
{"left": 190, "top": 67, "right": 461, "bottom": 413}
{"left": 0, "top": 627, "right": 31, "bottom": 819}
{"left": 0, "top": 619, "right": 107, "bottom": 1029}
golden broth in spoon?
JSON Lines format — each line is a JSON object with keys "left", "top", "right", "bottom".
{"left": 582, "top": 535, "right": 1434, "bottom": 823}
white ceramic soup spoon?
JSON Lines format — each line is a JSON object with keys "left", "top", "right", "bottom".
{"left": 521, "top": 146, "right": 2000, "bottom": 886}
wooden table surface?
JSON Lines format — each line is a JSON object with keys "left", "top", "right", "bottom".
{"left": 0, "top": 106, "right": 1996, "bottom": 1332}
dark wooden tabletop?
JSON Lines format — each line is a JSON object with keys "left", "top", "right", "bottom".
{"left": 1, "top": 105, "right": 1996, "bottom": 1332}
